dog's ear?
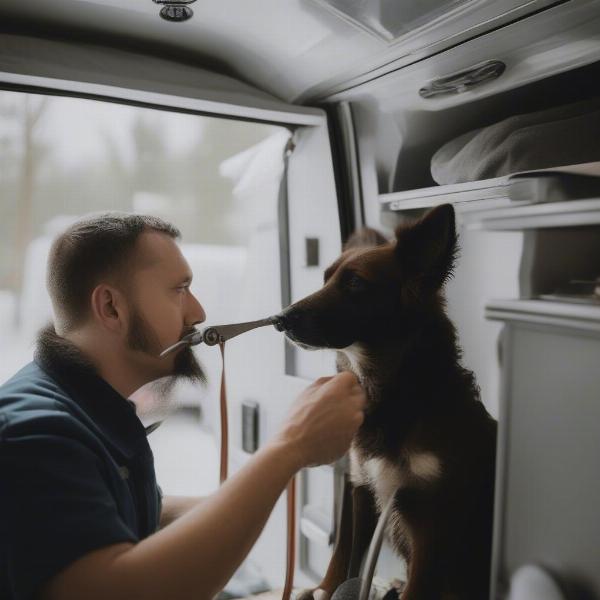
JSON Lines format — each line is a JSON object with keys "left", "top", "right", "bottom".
{"left": 344, "top": 227, "right": 389, "bottom": 251}
{"left": 395, "top": 204, "right": 457, "bottom": 290}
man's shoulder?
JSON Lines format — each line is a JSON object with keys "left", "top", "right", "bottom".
{"left": 0, "top": 361, "right": 86, "bottom": 443}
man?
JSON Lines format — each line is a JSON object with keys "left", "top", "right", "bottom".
{"left": 0, "top": 213, "right": 366, "bottom": 600}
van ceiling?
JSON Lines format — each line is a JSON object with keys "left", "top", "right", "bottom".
{"left": 0, "top": 0, "right": 573, "bottom": 104}
{"left": 0, "top": 0, "right": 386, "bottom": 103}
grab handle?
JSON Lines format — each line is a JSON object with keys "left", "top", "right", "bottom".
{"left": 419, "top": 60, "right": 506, "bottom": 99}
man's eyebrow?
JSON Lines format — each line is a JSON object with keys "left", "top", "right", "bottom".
{"left": 177, "top": 274, "right": 193, "bottom": 285}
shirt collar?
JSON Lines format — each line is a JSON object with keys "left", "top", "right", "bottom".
{"left": 34, "top": 324, "right": 150, "bottom": 461}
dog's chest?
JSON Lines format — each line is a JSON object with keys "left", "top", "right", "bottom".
{"left": 349, "top": 445, "right": 443, "bottom": 511}
{"left": 338, "top": 344, "right": 368, "bottom": 381}
{"left": 349, "top": 447, "right": 405, "bottom": 510}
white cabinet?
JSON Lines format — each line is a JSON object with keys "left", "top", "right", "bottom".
{"left": 488, "top": 312, "right": 600, "bottom": 599}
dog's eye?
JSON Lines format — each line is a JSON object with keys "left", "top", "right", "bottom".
{"left": 344, "top": 272, "right": 368, "bottom": 292}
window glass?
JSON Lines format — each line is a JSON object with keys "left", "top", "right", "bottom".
{"left": 0, "top": 91, "right": 285, "bottom": 498}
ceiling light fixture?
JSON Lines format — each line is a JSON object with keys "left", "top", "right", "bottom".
{"left": 153, "top": 0, "right": 196, "bottom": 23}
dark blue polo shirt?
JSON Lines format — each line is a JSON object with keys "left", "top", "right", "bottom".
{"left": 0, "top": 327, "right": 162, "bottom": 600}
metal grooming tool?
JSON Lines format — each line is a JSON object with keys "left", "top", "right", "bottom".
{"left": 159, "top": 315, "right": 284, "bottom": 357}
{"left": 202, "top": 316, "right": 279, "bottom": 346}
{"left": 159, "top": 329, "right": 205, "bottom": 357}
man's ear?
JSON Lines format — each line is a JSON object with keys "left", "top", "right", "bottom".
{"left": 90, "top": 284, "right": 126, "bottom": 333}
{"left": 344, "top": 227, "right": 389, "bottom": 251}
{"left": 395, "top": 204, "right": 457, "bottom": 290}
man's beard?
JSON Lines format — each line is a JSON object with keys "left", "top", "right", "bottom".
{"left": 128, "top": 308, "right": 206, "bottom": 421}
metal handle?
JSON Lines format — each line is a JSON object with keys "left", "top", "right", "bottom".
{"left": 359, "top": 487, "right": 401, "bottom": 600}
{"left": 419, "top": 60, "right": 506, "bottom": 99}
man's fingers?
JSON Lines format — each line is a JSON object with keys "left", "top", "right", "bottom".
{"left": 314, "top": 375, "right": 335, "bottom": 386}
{"left": 335, "top": 370, "right": 359, "bottom": 384}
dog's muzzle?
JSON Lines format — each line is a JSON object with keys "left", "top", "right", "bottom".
{"left": 271, "top": 310, "right": 307, "bottom": 335}
{"left": 271, "top": 314, "right": 288, "bottom": 332}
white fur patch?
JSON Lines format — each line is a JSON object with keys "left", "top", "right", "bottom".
{"left": 368, "top": 457, "right": 404, "bottom": 509}
{"left": 348, "top": 446, "right": 365, "bottom": 487}
{"left": 339, "top": 343, "right": 368, "bottom": 380}
{"left": 408, "top": 451, "right": 442, "bottom": 481}
{"left": 350, "top": 450, "right": 405, "bottom": 511}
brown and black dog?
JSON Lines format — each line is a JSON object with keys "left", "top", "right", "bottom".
{"left": 278, "top": 204, "right": 497, "bottom": 600}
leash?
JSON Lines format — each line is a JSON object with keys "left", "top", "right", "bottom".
{"left": 218, "top": 342, "right": 228, "bottom": 484}
{"left": 216, "top": 341, "right": 297, "bottom": 600}
{"left": 282, "top": 476, "right": 297, "bottom": 600}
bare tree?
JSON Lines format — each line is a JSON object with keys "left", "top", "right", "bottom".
{"left": 13, "top": 95, "right": 49, "bottom": 322}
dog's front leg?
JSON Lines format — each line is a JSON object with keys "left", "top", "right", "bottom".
{"left": 400, "top": 534, "right": 442, "bottom": 600}
{"left": 395, "top": 489, "right": 442, "bottom": 600}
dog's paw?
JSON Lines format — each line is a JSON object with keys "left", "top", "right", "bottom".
{"left": 295, "top": 588, "right": 330, "bottom": 600}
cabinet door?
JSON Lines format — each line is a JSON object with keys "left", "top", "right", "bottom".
{"left": 493, "top": 323, "right": 600, "bottom": 598}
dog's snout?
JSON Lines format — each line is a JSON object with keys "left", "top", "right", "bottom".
{"left": 271, "top": 314, "right": 288, "bottom": 331}
{"left": 274, "top": 309, "right": 305, "bottom": 333}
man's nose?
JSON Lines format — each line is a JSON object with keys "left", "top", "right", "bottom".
{"left": 188, "top": 291, "right": 206, "bottom": 325}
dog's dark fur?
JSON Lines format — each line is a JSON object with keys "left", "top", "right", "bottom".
{"left": 281, "top": 205, "right": 497, "bottom": 600}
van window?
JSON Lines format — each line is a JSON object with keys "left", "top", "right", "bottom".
{"left": 0, "top": 90, "right": 286, "bottom": 496}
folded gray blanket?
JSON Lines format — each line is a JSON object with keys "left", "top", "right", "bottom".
{"left": 431, "top": 97, "right": 600, "bottom": 184}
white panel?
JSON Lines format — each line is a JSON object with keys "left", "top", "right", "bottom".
{"left": 287, "top": 123, "right": 341, "bottom": 380}
{"left": 204, "top": 130, "right": 314, "bottom": 589}
{"left": 446, "top": 227, "right": 523, "bottom": 418}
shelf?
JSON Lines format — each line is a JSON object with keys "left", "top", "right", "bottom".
{"left": 380, "top": 163, "right": 600, "bottom": 229}
{"left": 485, "top": 298, "right": 600, "bottom": 333}
{"left": 382, "top": 191, "right": 600, "bottom": 231}
{"left": 379, "top": 175, "right": 510, "bottom": 212}
{"left": 472, "top": 198, "right": 600, "bottom": 230}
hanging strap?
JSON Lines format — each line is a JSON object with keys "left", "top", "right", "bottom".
{"left": 282, "top": 476, "right": 297, "bottom": 600}
{"left": 279, "top": 135, "right": 297, "bottom": 600}
{"left": 218, "top": 341, "right": 229, "bottom": 485}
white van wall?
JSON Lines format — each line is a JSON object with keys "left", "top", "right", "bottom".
{"left": 215, "top": 123, "right": 341, "bottom": 589}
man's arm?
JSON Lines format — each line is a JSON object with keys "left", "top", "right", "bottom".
{"left": 160, "top": 496, "right": 205, "bottom": 528}
{"left": 42, "top": 438, "right": 302, "bottom": 600}
{"left": 41, "top": 372, "right": 365, "bottom": 600}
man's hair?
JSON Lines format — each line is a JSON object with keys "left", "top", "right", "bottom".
{"left": 47, "top": 213, "right": 180, "bottom": 332}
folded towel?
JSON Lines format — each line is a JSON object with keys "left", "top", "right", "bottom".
{"left": 431, "top": 97, "right": 600, "bottom": 184}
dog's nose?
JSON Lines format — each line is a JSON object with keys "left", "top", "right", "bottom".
{"left": 271, "top": 313, "right": 289, "bottom": 331}
{"left": 271, "top": 310, "right": 302, "bottom": 332}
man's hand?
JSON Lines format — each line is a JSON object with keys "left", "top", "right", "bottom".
{"left": 275, "top": 371, "right": 366, "bottom": 468}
